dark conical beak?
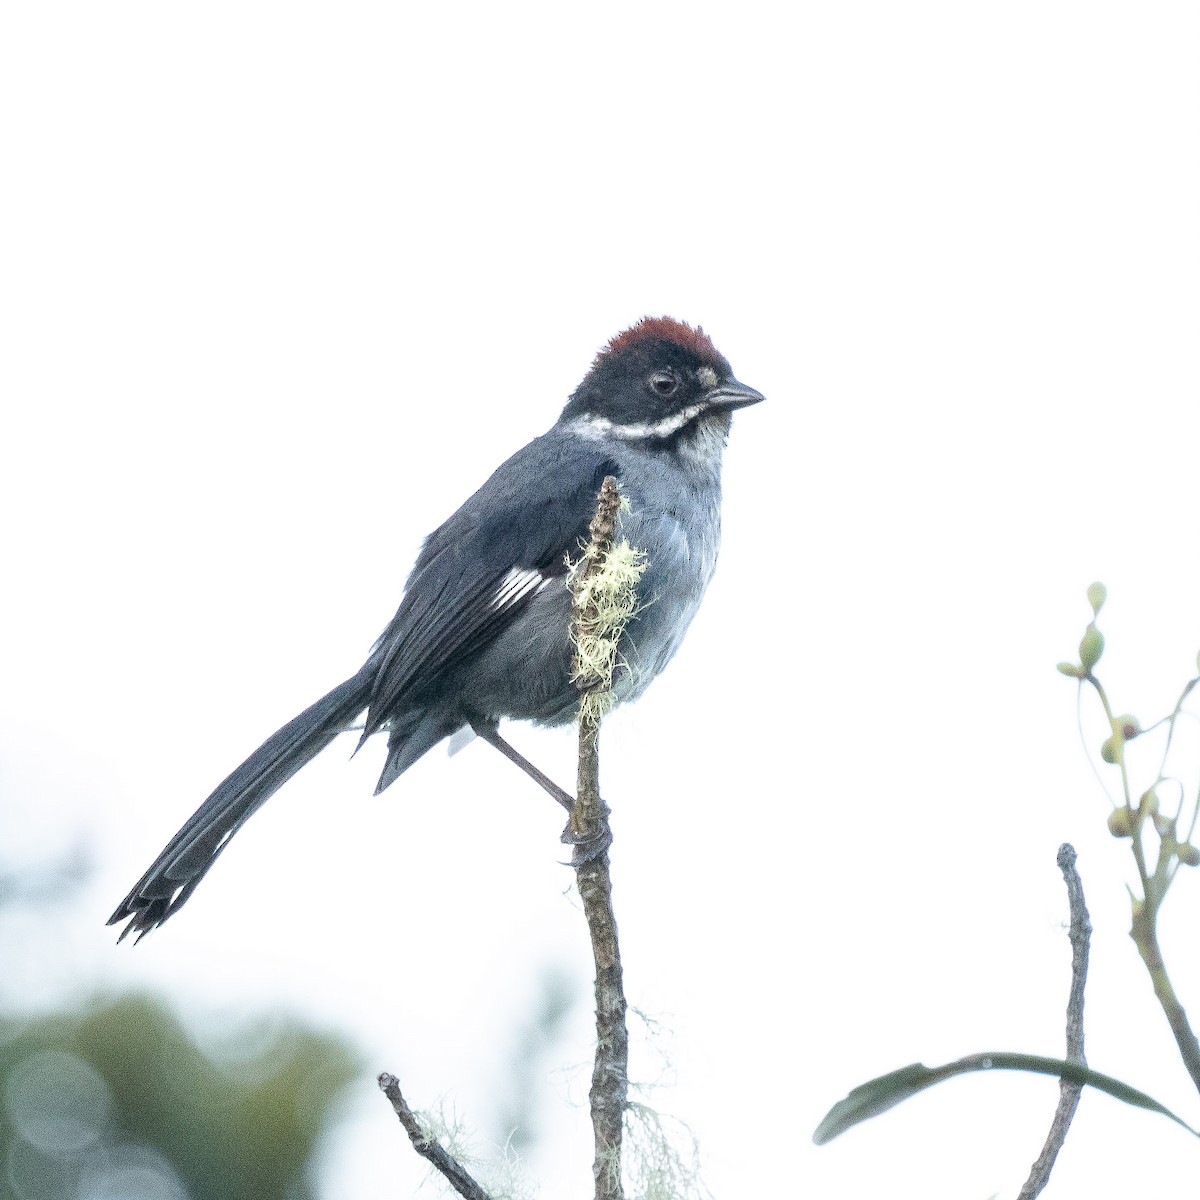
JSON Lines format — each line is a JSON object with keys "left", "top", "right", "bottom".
{"left": 706, "top": 378, "right": 766, "bottom": 411}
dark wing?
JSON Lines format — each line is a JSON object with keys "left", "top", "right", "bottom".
{"left": 360, "top": 433, "right": 619, "bottom": 737}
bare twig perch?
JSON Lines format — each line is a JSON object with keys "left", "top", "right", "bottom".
{"left": 569, "top": 475, "right": 644, "bottom": 1200}
{"left": 377, "top": 1072, "right": 492, "bottom": 1200}
{"left": 1017, "top": 843, "right": 1092, "bottom": 1200}
{"left": 376, "top": 477, "right": 642, "bottom": 1199}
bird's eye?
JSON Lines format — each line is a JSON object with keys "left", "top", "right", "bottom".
{"left": 649, "top": 370, "right": 678, "bottom": 396}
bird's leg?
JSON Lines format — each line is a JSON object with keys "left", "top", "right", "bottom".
{"left": 470, "top": 720, "right": 575, "bottom": 814}
{"left": 470, "top": 721, "right": 610, "bottom": 861}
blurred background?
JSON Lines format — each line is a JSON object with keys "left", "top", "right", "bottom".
{"left": 3, "top": 2, "right": 1200, "bottom": 1196}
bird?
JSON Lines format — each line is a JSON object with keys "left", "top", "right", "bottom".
{"left": 108, "top": 316, "right": 763, "bottom": 940}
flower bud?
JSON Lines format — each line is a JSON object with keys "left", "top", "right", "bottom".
{"left": 1179, "top": 844, "right": 1200, "bottom": 867}
{"left": 1115, "top": 714, "right": 1141, "bottom": 740}
{"left": 1139, "top": 789, "right": 1159, "bottom": 816}
{"left": 1087, "top": 582, "right": 1107, "bottom": 614}
{"left": 1100, "top": 734, "right": 1122, "bottom": 764}
{"left": 1107, "top": 807, "right": 1135, "bottom": 838}
{"left": 1079, "top": 624, "right": 1104, "bottom": 671}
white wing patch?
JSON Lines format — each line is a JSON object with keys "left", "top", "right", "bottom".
{"left": 489, "top": 566, "right": 552, "bottom": 611}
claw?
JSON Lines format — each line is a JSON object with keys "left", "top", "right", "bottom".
{"left": 560, "top": 807, "right": 613, "bottom": 865}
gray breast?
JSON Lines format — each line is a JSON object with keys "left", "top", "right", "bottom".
{"left": 613, "top": 483, "right": 722, "bottom": 704}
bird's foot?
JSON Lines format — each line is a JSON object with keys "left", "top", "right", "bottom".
{"left": 561, "top": 803, "right": 613, "bottom": 866}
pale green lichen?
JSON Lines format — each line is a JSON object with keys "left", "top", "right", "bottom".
{"left": 623, "top": 1101, "right": 711, "bottom": 1200}
{"left": 570, "top": 530, "right": 649, "bottom": 723}
{"left": 414, "top": 1103, "right": 535, "bottom": 1200}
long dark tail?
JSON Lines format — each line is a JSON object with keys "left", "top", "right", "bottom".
{"left": 108, "top": 668, "right": 374, "bottom": 941}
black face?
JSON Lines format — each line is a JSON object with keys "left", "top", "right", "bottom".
{"left": 561, "top": 337, "right": 734, "bottom": 429}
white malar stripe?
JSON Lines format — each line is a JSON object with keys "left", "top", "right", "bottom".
{"left": 568, "top": 403, "right": 708, "bottom": 442}
{"left": 489, "top": 566, "right": 553, "bottom": 611}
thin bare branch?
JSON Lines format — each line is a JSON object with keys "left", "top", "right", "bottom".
{"left": 570, "top": 475, "right": 630, "bottom": 1200}
{"left": 377, "top": 1072, "right": 492, "bottom": 1200}
{"left": 1017, "top": 844, "right": 1092, "bottom": 1199}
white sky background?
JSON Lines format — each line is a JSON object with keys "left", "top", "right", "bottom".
{"left": 3, "top": 2, "right": 1200, "bottom": 1196}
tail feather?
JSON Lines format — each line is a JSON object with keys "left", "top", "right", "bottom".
{"left": 108, "top": 669, "right": 374, "bottom": 940}
{"left": 375, "top": 710, "right": 463, "bottom": 794}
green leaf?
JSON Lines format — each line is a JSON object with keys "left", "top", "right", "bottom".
{"left": 813, "top": 1051, "right": 1200, "bottom": 1145}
